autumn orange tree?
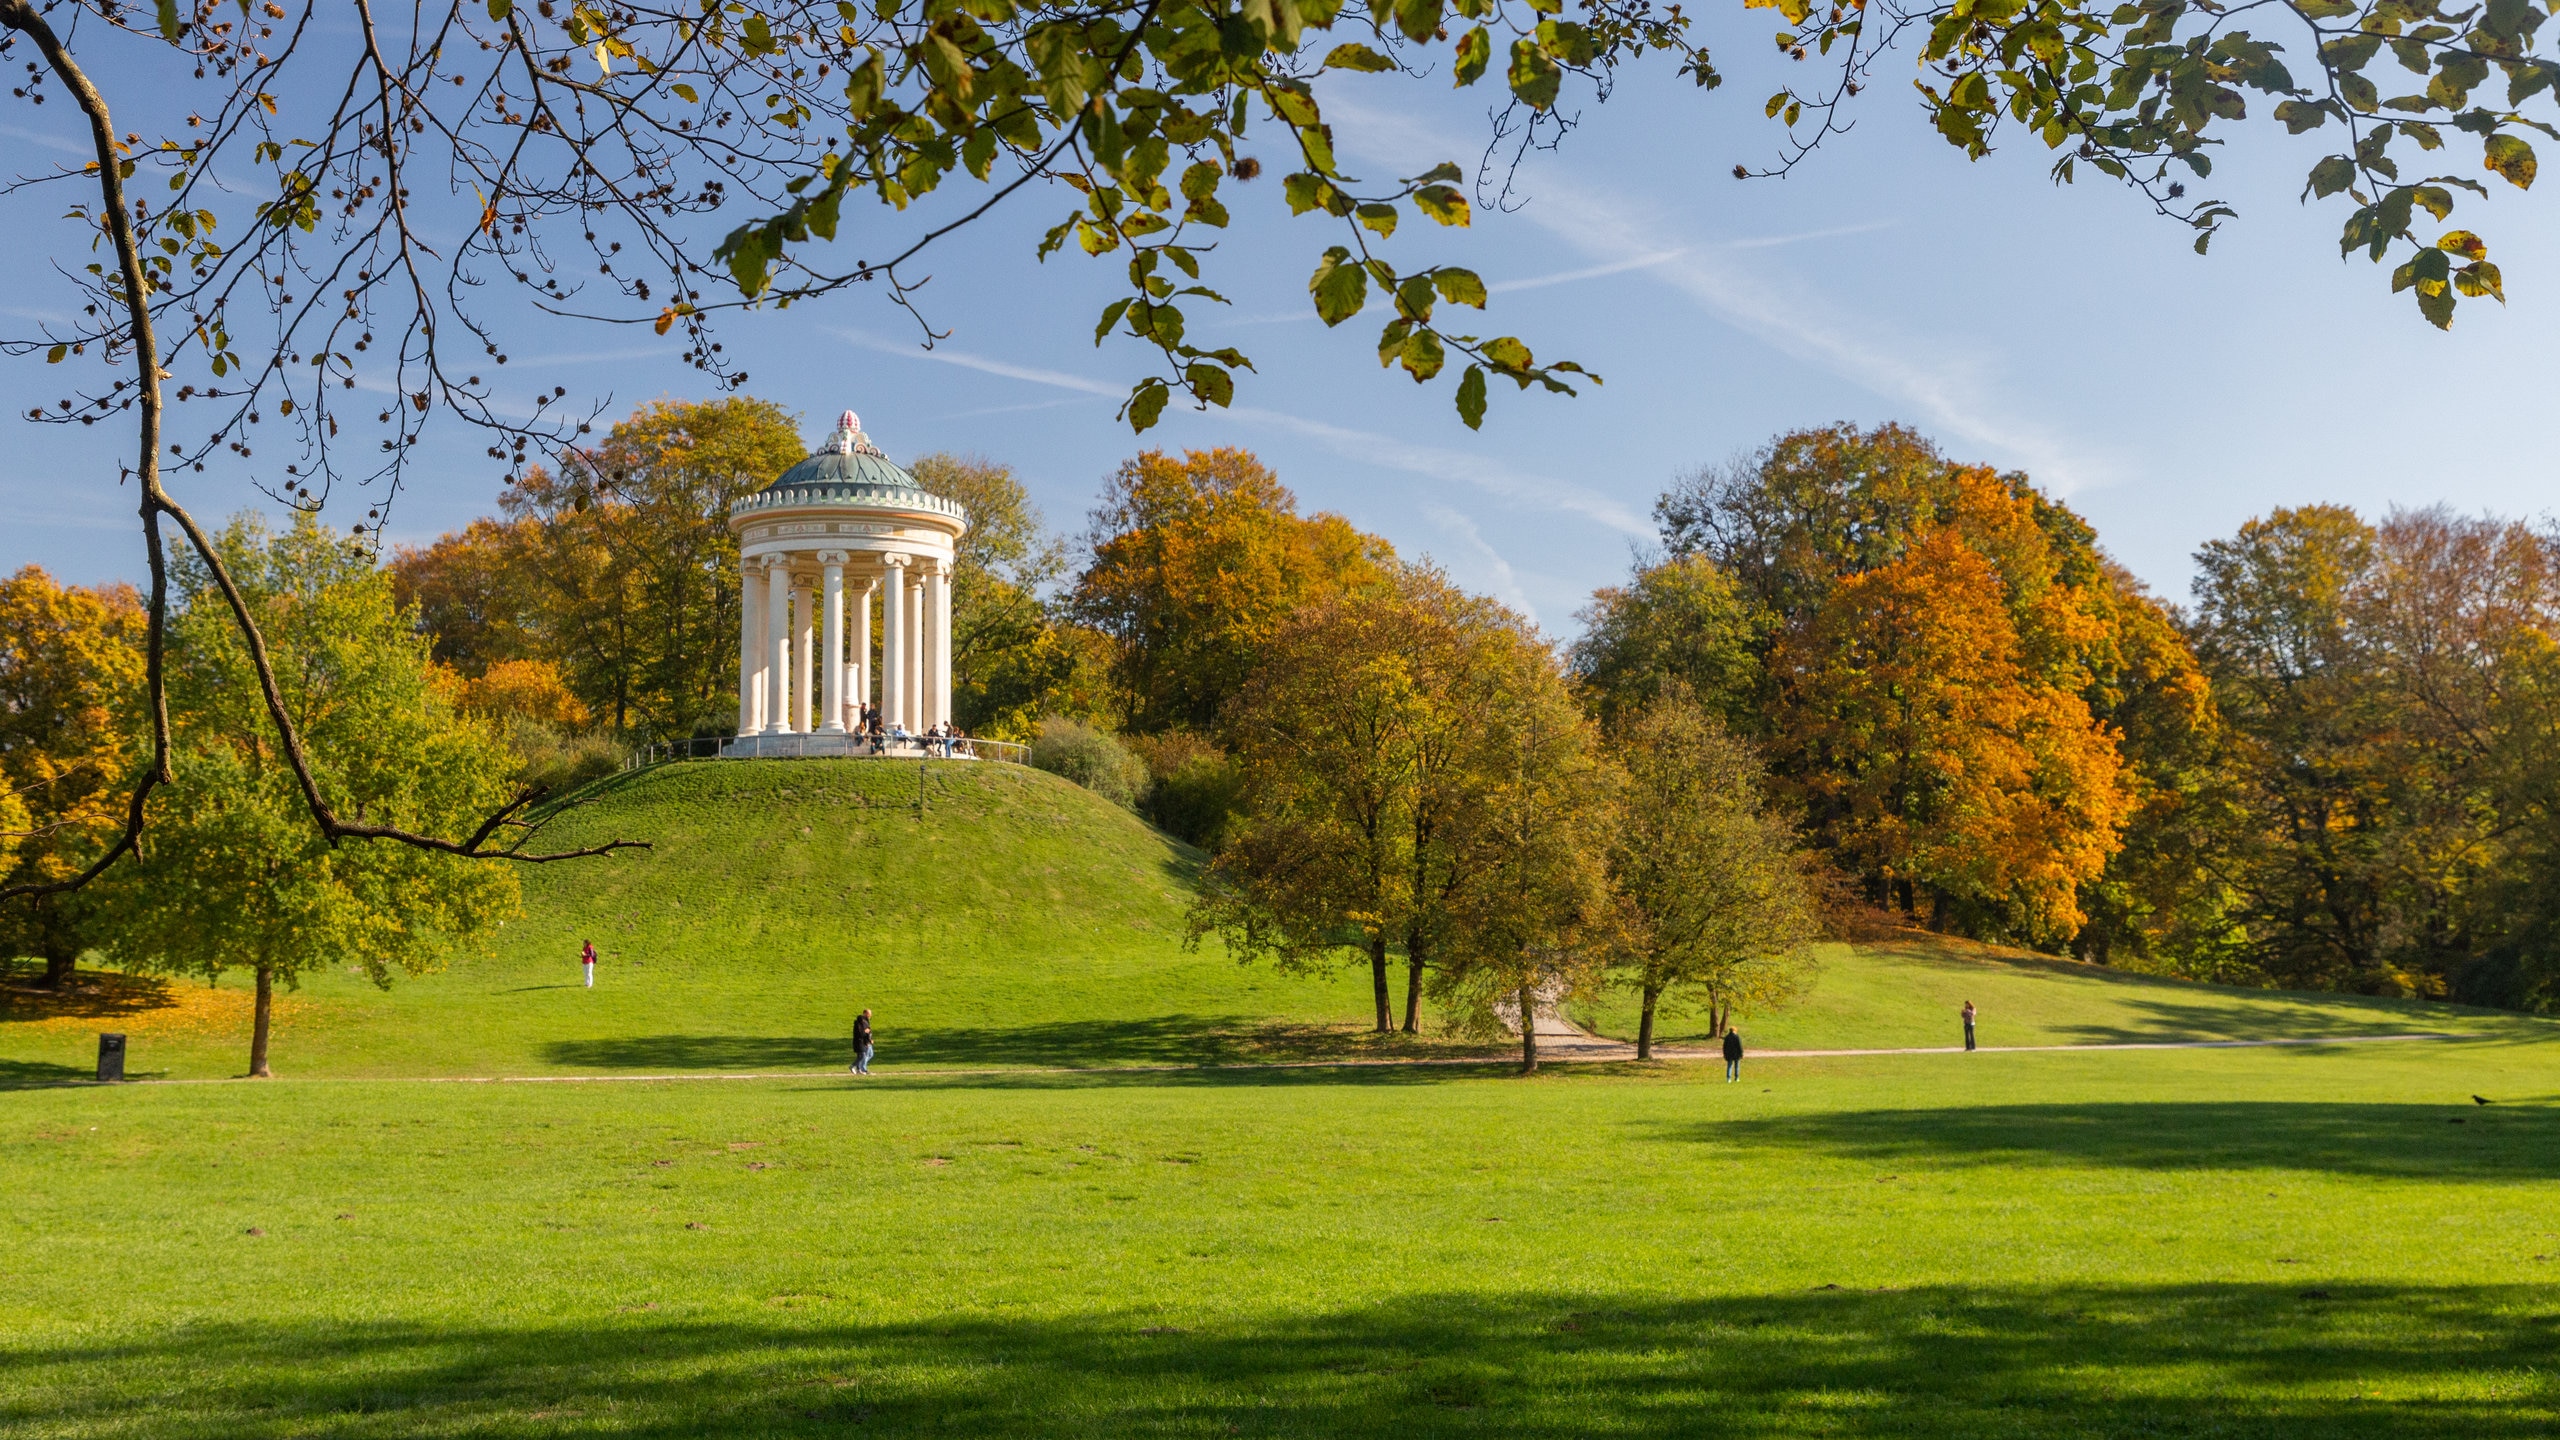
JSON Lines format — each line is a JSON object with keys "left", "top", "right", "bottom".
{"left": 1776, "top": 525, "right": 2130, "bottom": 943}
{"left": 0, "top": 568, "right": 146, "bottom": 988}
{"left": 1075, "top": 448, "right": 1391, "bottom": 735}
{"left": 1633, "top": 423, "right": 2218, "bottom": 956}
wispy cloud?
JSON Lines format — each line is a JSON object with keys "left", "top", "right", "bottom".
{"left": 1323, "top": 100, "right": 2113, "bottom": 493}
{"left": 924, "top": 396, "right": 1087, "bottom": 422}
{"left": 0, "top": 123, "right": 89, "bottom": 158}
{"left": 512, "top": 346, "right": 673, "bottom": 367}
{"left": 1419, "top": 502, "right": 1535, "bottom": 621}
{"left": 1225, "top": 403, "right": 1650, "bottom": 537}
{"left": 830, "top": 326, "right": 1122, "bottom": 398}
{"left": 826, "top": 325, "right": 1653, "bottom": 537}
{"left": 1488, "top": 250, "right": 1685, "bottom": 294}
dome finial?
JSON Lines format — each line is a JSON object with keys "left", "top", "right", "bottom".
{"left": 834, "top": 409, "right": 862, "bottom": 455}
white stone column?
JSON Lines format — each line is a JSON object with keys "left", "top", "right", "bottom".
{"left": 923, "top": 560, "right": 952, "bottom": 728}
{"left": 792, "top": 576, "right": 815, "bottom": 736}
{"left": 850, "top": 575, "right": 875, "bottom": 728}
{"left": 765, "top": 555, "right": 794, "bottom": 734}
{"left": 738, "top": 558, "right": 765, "bottom": 737}
{"left": 879, "top": 555, "right": 909, "bottom": 732}
{"left": 819, "top": 553, "right": 847, "bottom": 734}
{"left": 911, "top": 563, "right": 931, "bottom": 732}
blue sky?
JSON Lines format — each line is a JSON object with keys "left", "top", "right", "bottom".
{"left": 5, "top": 17, "right": 2555, "bottom": 633}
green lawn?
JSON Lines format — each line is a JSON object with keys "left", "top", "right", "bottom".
{"left": 4, "top": 1041, "right": 2556, "bottom": 1437}
{"left": 6, "top": 757, "right": 2559, "bottom": 1435}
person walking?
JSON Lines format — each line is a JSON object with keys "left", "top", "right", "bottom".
{"left": 1961, "top": 1000, "right": 1977, "bottom": 1052}
{"left": 1722, "top": 1026, "right": 1744, "bottom": 1083}
{"left": 580, "top": 939, "right": 597, "bottom": 989}
{"left": 851, "top": 1008, "right": 874, "bottom": 1075}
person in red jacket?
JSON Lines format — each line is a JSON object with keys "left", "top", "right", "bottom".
{"left": 580, "top": 939, "right": 597, "bottom": 989}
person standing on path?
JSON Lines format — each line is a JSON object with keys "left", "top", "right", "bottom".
{"left": 580, "top": 939, "right": 597, "bottom": 989}
{"left": 1722, "top": 1026, "right": 1744, "bottom": 1083}
{"left": 851, "top": 1008, "right": 874, "bottom": 1075}
{"left": 1961, "top": 1000, "right": 1977, "bottom": 1051}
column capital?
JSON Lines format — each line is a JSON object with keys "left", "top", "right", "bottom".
{"left": 816, "top": 549, "right": 849, "bottom": 566}
{"left": 881, "top": 551, "right": 912, "bottom": 569}
{"left": 760, "top": 552, "right": 794, "bottom": 572}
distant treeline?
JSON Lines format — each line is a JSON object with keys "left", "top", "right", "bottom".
{"left": 10, "top": 404, "right": 2556, "bottom": 1016}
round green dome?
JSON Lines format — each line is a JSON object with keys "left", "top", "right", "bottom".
{"left": 741, "top": 410, "right": 966, "bottom": 524}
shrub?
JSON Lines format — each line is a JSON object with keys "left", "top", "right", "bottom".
{"left": 1129, "top": 730, "right": 1242, "bottom": 850}
{"left": 497, "top": 715, "right": 624, "bottom": 795}
{"left": 1028, "top": 716, "right": 1150, "bottom": 811}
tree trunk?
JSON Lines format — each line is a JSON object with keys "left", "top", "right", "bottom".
{"left": 40, "top": 941, "right": 77, "bottom": 990}
{"left": 1518, "top": 982, "right": 1539, "bottom": 1074}
{"left": 1367, "top": 937, "right": 1392, "bottom": 1033}
{"left": 248, "top": 966, "right": 275, "bottom": 1079}
{"left": 1637, "top": 984, "right": 1660, "bottom": 1061}
{"left": 1400, "top": 937, "right": 1425, "bottom": 1034}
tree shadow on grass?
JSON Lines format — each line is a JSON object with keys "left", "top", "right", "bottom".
{"left": 1656, "top": 1100, "right": 2560, "bottom": 1181}
{"left": 7, "top": 1284, "right": 2554, "bottom": 1439}
{"left": 0, "top": 1058, "right": 100, "bottom": 1091}
{"left": 0, "top": 964, "right": 175, "bottom": 1022}
{"left": 2035, "top": 993, "right": 2548, "bottom": 1046}
{"left": 539, "top": 1017, "right": 1492, "bottom": 1074}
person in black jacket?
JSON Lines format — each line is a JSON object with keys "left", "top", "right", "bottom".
{"left": 851, "top": 1009, "right": 874, "bottom": 1075}
{"left": 1722, "top": 1027, "right": 1744, "bottom": 1083}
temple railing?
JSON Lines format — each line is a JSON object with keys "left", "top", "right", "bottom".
{"left": 626, "top": 733, "right": 1029, "bottom": 769}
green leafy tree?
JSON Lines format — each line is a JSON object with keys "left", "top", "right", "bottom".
{"left": 1428, "top": 628, "right": 1624, "bottom": 1073}
{"left": 1571, "top": 552, "right": 1767, "bottom": 733}
{"left": 1028, "top": 716, "right": 1152, "bottom": 810}
{"left": 2191, "top": 504, "right": 2560, "bottom": 1001}
{"left": 502, "top": 398, "right": 806, "bottom": 737}
{"left": 1195, "top": 566, "right": 1506, "bottom": 1033}
{"left": 90, "top": 516, "right": 529, "bottom": 1077}
{"left": 1610, "top": 689, "right": 1817, "bottom": 1059}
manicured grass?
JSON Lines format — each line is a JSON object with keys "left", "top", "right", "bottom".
{"left": 4, "top": 1041, "right": 2557, "bottom": 1437}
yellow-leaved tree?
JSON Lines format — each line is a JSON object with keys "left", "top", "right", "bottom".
{"left": 0, "top": 567, "right": 146, "bottom": 988}
{"left": 1075, "top": 449, "right": 1392, "bottom": 736}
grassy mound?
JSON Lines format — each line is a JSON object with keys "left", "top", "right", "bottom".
{"left": 0, "top": 759, "right": 1381, "bottom": 1081}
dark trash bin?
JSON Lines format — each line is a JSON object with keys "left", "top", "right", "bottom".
{"left": 97, "top": 1033, "right": 126, "bottom": 1082}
